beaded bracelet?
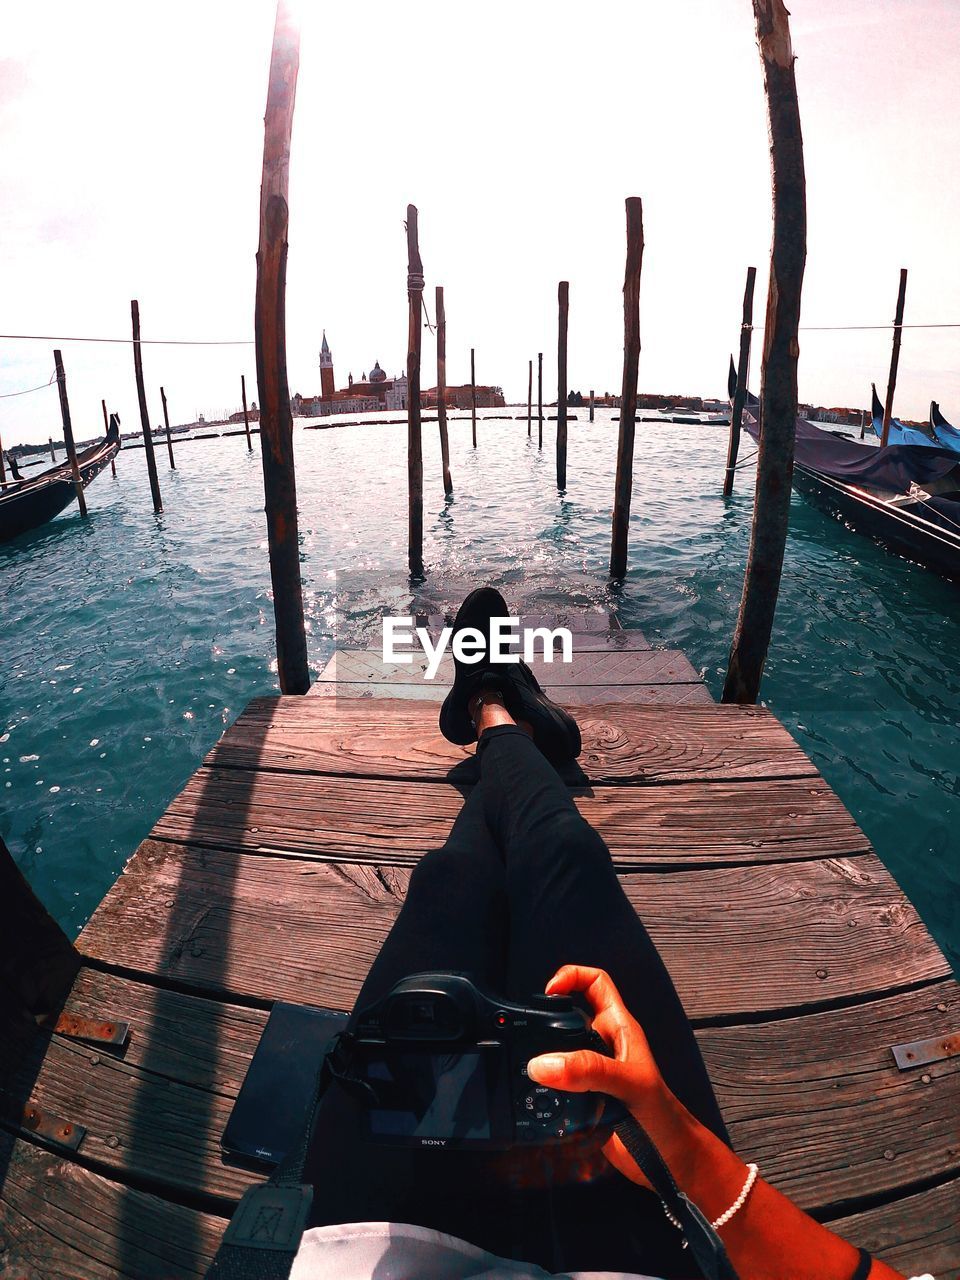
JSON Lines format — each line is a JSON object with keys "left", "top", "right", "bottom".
{"left": 662, "top": 1161, "right": 760, "bottom": 1247}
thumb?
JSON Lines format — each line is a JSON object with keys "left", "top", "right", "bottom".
{"left": 527, "top": 1048, "right": 631, "bottom": 1102}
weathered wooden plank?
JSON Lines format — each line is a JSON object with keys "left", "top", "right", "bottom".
{"left": 314, "top": 648, "right": 700, "bottom": 688}
{"left": 208, "top": 699, "right": 817, "bottom": 785}
{"left": 154, "top": 769, "right": 867, "bottom": 867}
{"left": 59, "top": 964, "right": 268, "bottom": 1094}
{"left": 419, "top": 611, "right": 624, "bottom": 636}
{"left": 308, "top": 678, "right": 715, "bottom": 706}
{"left": 700, "top": 980, "right": 960, "bottom": 1209}
{"left": 0, "top": 1005, "right": 258, "bottom": 1205}
{"left": 828, "top": 1178, "right": 960, "bottom": 1279}
{"left": 78, "top": 843, "right": 948, "bottom": 1018}
{"left": 0, "top": 1128, "right": 222, "bottom": 1278}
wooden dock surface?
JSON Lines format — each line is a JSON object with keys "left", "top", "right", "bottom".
{"left": 2, "top": 616, "right": 957, "bottom": 1278}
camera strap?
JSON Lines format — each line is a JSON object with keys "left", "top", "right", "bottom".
{"left": 204, "top": 1034, "right": 357, "bottom": 1280}
{"left": 613, "top": 1115, "right": 740, "bottom": 1280}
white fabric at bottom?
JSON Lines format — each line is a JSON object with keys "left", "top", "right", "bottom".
{"left": 290, "top": 1222, "right": 662, "bottom": 1280}
{"left": 289, "top": 1222, "right": 936, "bottom": 1280}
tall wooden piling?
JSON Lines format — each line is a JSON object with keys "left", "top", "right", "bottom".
{"left": 589, "top": 389, "right": 595, "bottom": 423}
{"left": 241, "top": 375, "right": 253, "bottom": 450}
{"left": 880, "top": 268, "right": 908, "bottom": 448}
{"left": 406, "top": 204, "right": 425, "bottom": 578}
{"left": 254, "top": 0, "right": 309, "bottom": 694}
{"left": 723, "top": 0, "right": 807, "bottom": 706}
{"left": 0, "top": 436, "right": 7, "bottom": 487}
{"left": 131, "top": 301, "right": 163, "bottom": 514}
{"left": 723, "top": 266, "right": 758, "bottom": 496}
{"left": 470, "top": 347, "right": 477, "bottom": 447}
{"left": 435, "top": 286, "right": 452, "bottom": 496}
{"left": 527, "top": 359, "right": 533, "bottom": 437}
{"left": 102, "top": 399, "right": 117, "bottom": 476}
{"left": 160, "top": 386, "right": 176, "bottom": 469}
{"left": 557, "top": 281, "right": 569, "bottom": 489}
{"left": 48, "top": 438, "right": 56, "bottom": 462}
{"left": 537, "top": 352, "right": 543, "bottom": 448}
{"left": 609, "top": 199, "right": 644, "bottom": 579}
{"left": 53, "top": 349, "right": 87, "bottom": 518}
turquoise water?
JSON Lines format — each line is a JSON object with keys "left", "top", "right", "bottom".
{"left": 2, "top": 413, "right": 957, "bottom": 972}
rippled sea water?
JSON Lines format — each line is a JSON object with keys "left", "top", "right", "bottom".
{"left": 2, "top": 411, "right": 957, "bottom": 971}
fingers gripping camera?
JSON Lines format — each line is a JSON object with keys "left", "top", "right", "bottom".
{"left": 331, "top": 973, "right": 618, "bottom": 1150}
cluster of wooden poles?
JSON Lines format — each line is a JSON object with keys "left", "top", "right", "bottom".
{"left": 27, "top": 304, "right": 259, "bottom": 522}
{"left": 248, "top": 0, "right": 814, "bottom": 711}
{"left": 722, "top": 265, "right": 913, "bottom": 493}
{"left": 251, "top": 0, "right": 808, "bottom": 705}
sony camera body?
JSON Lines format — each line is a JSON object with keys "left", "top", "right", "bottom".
{"left": 333, "top": 972, "right": 617, "bottom": 1150}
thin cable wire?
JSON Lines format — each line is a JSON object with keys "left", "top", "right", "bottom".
{"left": 0, "top": 372, "right": 57, "bottom": 398}
{"left": 0, "top": 333, "right": 253, "bottom": 345}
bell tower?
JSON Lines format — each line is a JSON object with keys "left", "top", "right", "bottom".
{"left": 319, "top": 331, "right": 335, "bottom": 399}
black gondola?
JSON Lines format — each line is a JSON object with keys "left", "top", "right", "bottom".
{"left": 0, "top": 417, "right": 121, "bottom": 543}
{"left": 729, "top": 364, "right": 960, "bottom": 583}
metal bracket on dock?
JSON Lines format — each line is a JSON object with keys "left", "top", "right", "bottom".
{"left": 21, "top": 1101, "right": 85, "bottom": 1151}
{"left": 891, "top": 1030, "right": 960, "bottom": 1071}
{"left": 54, "top": 1010, "right": 130, "bottom": 1048}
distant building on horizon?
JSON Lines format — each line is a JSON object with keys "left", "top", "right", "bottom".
{"left": 293, "top": 333, "right": 408, "bottom": 416}
{"left": 292, "top": 331, "right": 504, "bottom": 417}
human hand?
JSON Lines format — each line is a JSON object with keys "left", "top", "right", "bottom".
{"left": 526, "top": 964, "right": 705, "bottom": 1191}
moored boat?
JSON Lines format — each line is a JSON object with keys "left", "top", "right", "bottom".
{"left": 0, "top": 417, "right": 121, "bottom": 543}
{"left": 730, "top": 371, "right": 960, "bottom": 582}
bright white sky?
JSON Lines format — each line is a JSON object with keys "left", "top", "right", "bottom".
{"left": 2, "top": 0, "right": 959, "bottom": 447}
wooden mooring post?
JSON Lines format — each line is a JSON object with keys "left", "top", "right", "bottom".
{"left": 131, "top": 301, "right": 163, "bottom": 514}
{"left": 0, "top": 436, "right": 6, "bottom": 487}
{"left": 880, "top": 268, "right": 908, "bottom": 448}
{"left": 859, "top": 408, "right": 867, "bottom": 439}
{"left": 589, "top": 389, "right": 595, "bottom": 422}
{"left": 241, "top": 374, "right": 253, "bottom": 451}
{"left": 102, "top": 399, "right": 117, "bottom": 476}
{"left": 537, "top": 352, "right": 543, "bottom": 448}
{"left": 48, "top": 437, "right": 56, "bottom": 463}
{"left": 160, "top": 386, "right": 176, "bottom": 469}
{"left": 527, "top": 359, "right": 533, "bottom": 437}
{"left": 470, "top": 347, "right": 477, "bottom": 447}
{"left": 722, "top": 0, "right": 807, "bottom": 706}
{"left": 406, "top": 204, "right": 425, "bottom": 579}
{"left": 53, "top": 349, "right": 87, "bottom": 518}
{"left": 254, "top": 0, "right": 309, "bottom": 694}
{"left": 609, "top": 199, "right": 644, "bottom": 579}
{"left": 723, "top": 265, "right": 757, "bottom": 496}
{"left": 557, "top": 281, "right": 569, "bottom": 489}
{"left": 436, "top": 286, "right": 452, "bottom": 495}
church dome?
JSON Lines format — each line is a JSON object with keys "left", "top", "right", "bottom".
{"left": 369, "top": 361, "right": 387, "bottom": 384}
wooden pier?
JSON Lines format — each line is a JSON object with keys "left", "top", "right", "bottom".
{"left": 1, "top": 613, "right": 958, "bottom": 1278}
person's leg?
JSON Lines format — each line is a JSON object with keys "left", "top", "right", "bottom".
{"left": 475, "top": 715, "right": 728, "bottom": 1145}
{"left": 305, "top": 777, "right": 531, "bottom": 1246}
{"left": 348, "top": 790, "right": 509, "bottom": 1013}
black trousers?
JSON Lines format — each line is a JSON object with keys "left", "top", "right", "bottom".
{"left": 305, "top": 725, "right": 728, "bottom": 1276}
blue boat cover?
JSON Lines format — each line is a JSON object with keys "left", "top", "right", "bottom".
{"left": 746, "top": 412, "right": 960, "bottom": 493}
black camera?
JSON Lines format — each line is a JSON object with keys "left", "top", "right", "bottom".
{"left": 331, "top": 972, "right": 618, "bottom": 1150}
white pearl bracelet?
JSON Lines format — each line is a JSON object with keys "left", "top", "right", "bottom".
{"left": 662, "top": 1161, "right": 760, "bottom": 1246}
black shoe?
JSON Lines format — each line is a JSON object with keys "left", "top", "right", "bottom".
{"left": 499, "top": 660, "right": 582, "bottom": 764}
{"left": 439, "top": 587, "right": 510, "bottom": 745}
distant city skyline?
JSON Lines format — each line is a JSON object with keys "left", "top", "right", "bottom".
{"left": 3, "top": 1, "right": 960, "bottom": 448}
